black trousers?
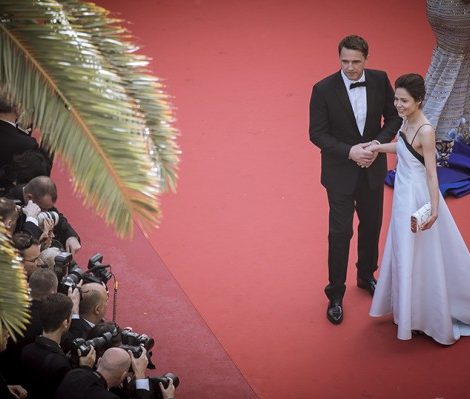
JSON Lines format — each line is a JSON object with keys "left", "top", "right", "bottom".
{"left": 324, "top": 170, "right": 384, "bottom": 301}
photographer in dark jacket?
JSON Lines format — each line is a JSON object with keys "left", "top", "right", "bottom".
{"left": 21, "top": 293, "right": 95, "bottom": 399}
{"left": 54, "top": 346, "right": 174, "bottom": 399}
{"left": 7, "top": 176, "right": 81, "bottom": 254}
{"left": 0, "top": 323, "right": 28, "bottom": 399}
{"left": 0, "top": 269, "right": 58, "bottom": 384}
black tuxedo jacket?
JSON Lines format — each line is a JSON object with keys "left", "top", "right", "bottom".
{"left": 309, "top": 69, "right": 402, "bottom": 194}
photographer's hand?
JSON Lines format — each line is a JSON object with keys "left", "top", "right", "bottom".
{"left": 68, "top": 282, "right": 82, "bottom": 316}
{"left": 78, "top": 346, "right": 96, "bottom": 368}
{"left": 66, "top": 236, "right": 81, "bottom": 255}
{"left": 22, "top": 200, "right": 41, "bottom": 219}
{"left": 129, "top": 347, "right": 148, "bottom": 379}
{"left": 159, "top": 378, "right": 176, "bottom": 399}
{"left": 7, "top": 384, "right": 27, "bottom": 399}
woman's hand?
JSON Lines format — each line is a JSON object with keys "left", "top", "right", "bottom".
{"left": 421, "top": 214, "right": 438, "bottom": 230}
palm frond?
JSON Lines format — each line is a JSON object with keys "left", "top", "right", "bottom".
{"left": 0, "top": 223, "right": 30, "bottom": 342}
{"left": 0, "top": 0, "right": 179, "bottom": 237}
{"left": 59, "top": 0, "right": 180, "bottom": 192}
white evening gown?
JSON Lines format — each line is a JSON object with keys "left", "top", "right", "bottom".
{"left": 370, "top": 132, "right": 470, "bottom": 345}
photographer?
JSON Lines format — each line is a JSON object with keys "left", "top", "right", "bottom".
{"left": 21, "top": 293, "right": 95, "bottom": 399}
{"left": 0, "top": 323, "right": 28, "bottom": 399}
{"left": 12, "top": 232, "right": 42, "bottom": 279}
{"left": 0, "top": 268, "right": 58, "bottom": 384}
{"left": 62, "top": 282, "right": 108, "bottom": 353}
{"left": 55, "top": 347, "right": 168, "bottom": 399}
{"left": 7, "top": 176, "right": 81, "bottom": 254}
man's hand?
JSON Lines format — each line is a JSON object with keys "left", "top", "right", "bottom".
{"left": 129, "top": 347, "right": 148, "bottom": 379}
{"left": 68, "top": 282, "right": 82, "bottom": 315}
{"left": 78, "top": 345, "right": 96, "bottom": 368}
{"left": 7, "top": 385, "right": 27, "bottom": 399}
{"left": 349, "top": 143, "right": 374, "bottom": 165}
{"left": 159, "top": 378, "right": 176, "bottom": 399}
{"left": 22, "top": 200, "right": 41, "bottom": 219}
{"left": 66, "top": 236, "right": 81, "bottom": 255}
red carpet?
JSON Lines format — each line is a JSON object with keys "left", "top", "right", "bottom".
{"left": 55, "top": 1, "right": 470, "bottom": 398}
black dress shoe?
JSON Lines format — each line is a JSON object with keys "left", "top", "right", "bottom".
{"left": 327, "top": 299, "right": 343, "bottom": 325}
{"left": 357, "top": 276, "right": 377, "bottom": 297}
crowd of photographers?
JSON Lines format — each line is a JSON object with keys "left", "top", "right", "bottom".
{"left": 0, "top": 100, "right": 179, "bottom": 399}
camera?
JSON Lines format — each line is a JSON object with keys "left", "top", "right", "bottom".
{"left": 54, "top": 252, "right": 113, "bottom": 294}
{"left": 37, "top": 211, "right": 59, "bottom": 228}
{"left": 121, "top": 328, "right": 155, "bottom": 351}
{"left": 72, "top": 331, "right": 114, "bottom": 356}
{"left": 149, "top": 373, "right": 180, "bottom": 399}
{"left": 88, "top": 253, "right": 113, "bottom": 285}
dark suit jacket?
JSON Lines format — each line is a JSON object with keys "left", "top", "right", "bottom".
{"left": 0, "top": 120, "right": 38, "bottom": 192}
{"left": 55, "top": 368, "right": 151, "bottom": 399}
{"left": 61, "top": 317, "right": 93, "bottom": 354}
{"left": 0, "top": 299, "right": 43, "bottom": 384}
{"left": 309, "top": 69, "right": 402, "bottom": 194}
{"left": 0, "top": 120, "right": 37, "bottom": 168}
{"left": 21, "top": 336, "right": 71, "bottom": 399}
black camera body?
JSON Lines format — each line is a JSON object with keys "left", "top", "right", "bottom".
{"left": 72, "top": 331, "right": 114, "bottom": 356}
{"left": 121, "top": 329, "right": 155, "bottom": 351}
{"left": 54, "top": 252, "right": 113, "bottom": 294}
{"left": 149, "top": 373, "right": 180, "bottom": 399}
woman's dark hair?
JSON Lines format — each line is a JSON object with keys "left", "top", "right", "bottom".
{"left": 395, "top": 73, "right": 426, "bottom": 106}
{"left": 338, "top": 35, "right": 369, "bottom": 58}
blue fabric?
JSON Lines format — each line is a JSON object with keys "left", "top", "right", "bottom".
{"left": 385, "top": 141, "right": 470, "bottom": 198}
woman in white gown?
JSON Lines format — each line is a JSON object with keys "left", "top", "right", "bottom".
{"left": 368, "top": 73, "right": 470, "bottom": 345}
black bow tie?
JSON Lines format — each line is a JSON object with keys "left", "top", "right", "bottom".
{"left": 349, "top": 81, "right": 367, "bottom": 89}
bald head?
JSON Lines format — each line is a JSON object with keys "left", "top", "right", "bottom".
{"left": 97, "top": 347, "right": 130, "bottom": 387}
{"left": 79, "top": 283, "right": 108, "bottom": 323}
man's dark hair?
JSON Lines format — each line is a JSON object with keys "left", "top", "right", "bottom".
{"left": 23, "top": 176, "right": 57, "bottom": 203}
{"left": 395, "top": 73, "right": 426, "bottom": 107}
{"left": 338, "top": 35, "right": 369, "bottom": 58}
{"left": 10, "top": 150, "right": 50, "bottom": 185}
{"left": 39, "top": 293, "right": 72, "bottom": 332}
{"left": 12, "top": 232, "right": 39, "bottom": 257}
{"left": 0, "top": 197, "right": 17, "bottom": 222}
{"left": 0, "top": 97, "right": 14, "bottom": 114}
{"left": 29, "top": 268, "right": 58, "bottom": 301}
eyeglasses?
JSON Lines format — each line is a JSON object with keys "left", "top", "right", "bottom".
{"left": 23, "top": 256, "right": 40, "bottom": 264}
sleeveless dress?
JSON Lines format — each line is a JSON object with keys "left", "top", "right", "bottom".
{"left": 370, "top": 129, "right": 470, "bottom": 345}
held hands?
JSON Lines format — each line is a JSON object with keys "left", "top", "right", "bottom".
{"left": 349, "top": 141, "right": 379, "bottom": 168}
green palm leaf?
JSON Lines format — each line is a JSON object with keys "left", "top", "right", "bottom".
{"left": 0, "top": 0, "right": 179, "bottom": 237}
{"left": 0, "top": 223, "right": 30, "bottom": 342}
{"left": 59, "top": 0, "right": 180, "bottom": 192}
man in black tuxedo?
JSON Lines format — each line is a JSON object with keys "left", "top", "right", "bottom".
{"left": 309, "top": 35, "right": 401, "bottom": 324}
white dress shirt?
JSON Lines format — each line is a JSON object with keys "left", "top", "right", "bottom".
{"left": 341, "top": 70, "right": 367, "bottom": 135}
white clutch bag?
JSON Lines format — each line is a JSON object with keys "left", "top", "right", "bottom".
{"left": 411, "top": 202, "right": 431, "bottom": 233}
